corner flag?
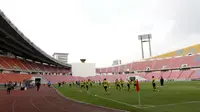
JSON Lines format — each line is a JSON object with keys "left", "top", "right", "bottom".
{"left": 136, "top": 80, "right": 141, "bottom": 106}
{"left": 136, "top": 80, "right": 140, "bottom": 92}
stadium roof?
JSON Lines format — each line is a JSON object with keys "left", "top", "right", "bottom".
{"left": 52, "top": 53, "right": 69, "bottom": 56}
{"left": 0, "top": 10, "right": 71, "bottom": 68}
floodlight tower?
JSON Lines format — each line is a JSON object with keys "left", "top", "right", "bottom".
{"left": 138, "top": 34, "right": 152, "bottom": 59}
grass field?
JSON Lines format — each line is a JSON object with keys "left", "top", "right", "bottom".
{"left": 55, "top": 81, "right": 200, "bottom": 112}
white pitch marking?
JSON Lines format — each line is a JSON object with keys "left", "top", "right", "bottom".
{"left": 85, "top": 91, "right": 154, "bottom": 108}
{"left": 75, "top": 89, "right": 200, "bottom": 109}
{"left": 155, "top": 101, "right": 200, "bottom": 107}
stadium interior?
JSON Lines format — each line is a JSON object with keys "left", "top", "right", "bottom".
{"left": 1, "top": 7, "right": 200, "bottom": 112}
{"left": 0, "top": 8, "right": 200, "bottom": 84}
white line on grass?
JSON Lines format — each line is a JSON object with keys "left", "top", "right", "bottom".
{"left": 79, "top": 90, "right": 155, "bottom": 109}
{"left": 77, "top": 88, "right": 200, "bottom": 109}
{"left": 155, "top": 101, "right": 200, "bottom": 107}
{"left": 53, "top": 86, "right": 127, "bottom": 112}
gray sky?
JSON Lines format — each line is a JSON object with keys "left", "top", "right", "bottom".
{"left": 0, "top": 0, "right": 199, "bottom": 67}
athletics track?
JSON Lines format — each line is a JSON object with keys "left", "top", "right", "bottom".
{"left": 0, "top": 86, "right": 125, "bottom": 112}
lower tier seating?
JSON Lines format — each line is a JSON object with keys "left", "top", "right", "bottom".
{"left": 0, "top": 70, "right": 199, "bottom": 84}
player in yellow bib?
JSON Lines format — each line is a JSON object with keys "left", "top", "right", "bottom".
{"left": 115, "top": 79, "right": 121, "bottom": 90}
{"left": 69, "top": 81, "right": 72, "bottom": 87}
{"left": 85, "top": 80, "right": 89, "bottom": 91}
{"left": 103, "top": 78, "right": 108, "bottom": 93}
{"left": 120, "top": 79, "right": 124, "bottom": 89}
{"left": 152, "top": 76, "right": 159, "bottom": 92}
{"left": 81, "top": 81, "right": 84, "bottom": 89}
{"left": 127, "top": 80, "right": 131, "bottom": 91}
{"left": 89, "top": 79, "right": 92, "bottom": 87}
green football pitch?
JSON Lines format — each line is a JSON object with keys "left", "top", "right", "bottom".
{"left": 55, "top": 81, "right": 200, "bottom": 112}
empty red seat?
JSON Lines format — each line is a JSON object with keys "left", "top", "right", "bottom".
{"left": 0, "top": 57, "right": 12, "bottom": 69}
{"left": 101, "top": 68, "right": 107, "bottom": 73}
{"left": 181, "top": 55, "right": 196, "bottom": 67}
{"left": 152, "top": 58, "right": 171, "bottom": 70}
{"left": 113, "top": 66, "right": 119, "bottom": 73}
{"left": 131, "top": 60, "right": 154, "bottom": 71}
{"left": 168, "top": 71, "right": 181, "bottom": 80}
{"left": 193, "top": 54, "right": 200, "bottom": 67}
{"left": 107, "top": 67, "right": 113, "bottom": 73}
{"left": 161, "top": 72, "right": 171, "bottom": 79}
{"left": 0, "top": 73, "right": 32, "bottom": 83}
{"left": 96, "top": 68, "right": 100, "bottom": 73}
{"left": 119, "top": 64, "right": 126, "bottom": 73}
{"left": 178, "top": 70, "right": 194, "bottom": 80}
{"left": 145, "top": 72, "right": 161, "bottom": 80}
{"left": 189, "top": 70, "right": 200, "bottom": 79}
{"left": 21, "top": 60, "right": 35, "bottom": 71}
{"left": 135, "top": 73, "right": 146, "bottom": 78}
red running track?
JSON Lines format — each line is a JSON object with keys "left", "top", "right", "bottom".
{"left": 0, "top": 86, "right": 125, "bottom": 112}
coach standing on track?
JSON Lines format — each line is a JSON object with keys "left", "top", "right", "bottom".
{"left": 48, "top": 81, "right": 51, "bottom": 88}
{"left": 7, "top": 81, "right": 12, "bottom": 94}
{"left": 36, "top": 81, "right": 41, "bottom": 91}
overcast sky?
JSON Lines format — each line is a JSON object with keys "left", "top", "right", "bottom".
{"left": 0, "top": 0, "right": 200, "bottom": 67}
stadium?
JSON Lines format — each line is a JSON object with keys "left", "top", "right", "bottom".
{"left": 1, "top": 5, "right": 200, "bottom": 112}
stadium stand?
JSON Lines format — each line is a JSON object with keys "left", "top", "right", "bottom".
{"left": 161, "top": 71, "right": 171, "bottom": 79}
{"left": 1, "top": 9, "right": 200, "bottom": 85}
{"left": 151, "top": 44, "right": 200, "bottom": 58}
{"left": 177, "top": 70, "right": 195, "bottom": 80}
{"left": 0, "top": 10, "right": 71, "bottom": 83}
{"left": 0, "top": 73, "right": 32, "bottom": 83}
{"left": 190, "top": 70, "right": 200, "bottom": 79}
{"left": 97, "top": 54, "right": 200, "bottom": 73}
{"left": 93, "top": 53, "right": 200, "bottom": 83}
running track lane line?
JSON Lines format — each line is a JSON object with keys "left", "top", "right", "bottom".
{"left": 12, "top": 100, "right": 16, "bottom": 112}
{"left": 43, "top": 96, "right": 69, "bottom": 112}
{"left": 30, "top": 96, "right": 41, "bottom": 112}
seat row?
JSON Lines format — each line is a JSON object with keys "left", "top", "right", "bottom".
{"left": 0, "top": 56, "right": 69, "bottom": 73}
{"left": 1, "top": 69, "right": 200, "bottom": 83}
{"left": 0, "top": 73, "right": 32, "bottom": 83}
{"left": 42, "top": 75, "right": 85, "bottom": 84}
{"left": 96, "top": 54, "right": 200, "bottom": 73}
{"left": 92, "top": 70, "right": 200, "bottom": 82}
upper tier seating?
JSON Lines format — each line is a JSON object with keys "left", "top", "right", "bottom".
{"left": 131, "top": 60, "right": 154, "bottom": 71}
{"left": 0, "top": 56, "right": 69, "bottom": 73}
{"left": 152, "top": 58, "right": 171, "bottom": 70}
{"left": 96, "top": 54, "right": 200, "bottom": 73}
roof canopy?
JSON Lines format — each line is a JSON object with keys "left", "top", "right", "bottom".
{"left": 0, "top": 10, "right": 71, "bottom": 68}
